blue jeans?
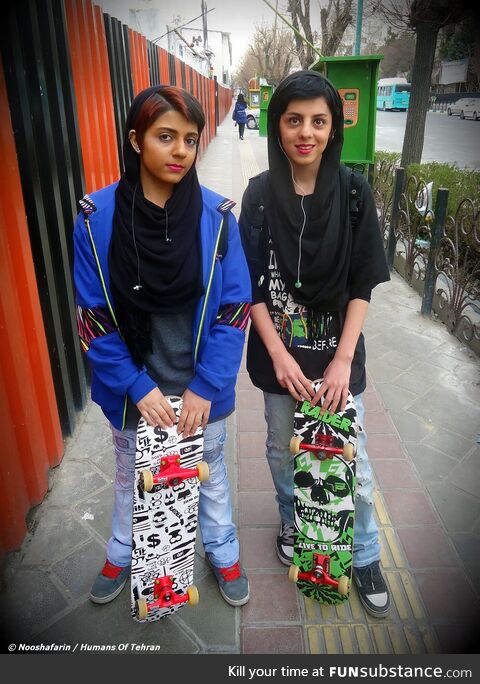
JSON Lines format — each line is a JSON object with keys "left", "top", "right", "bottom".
{"left": 106, "top": 419, "right": 239, "bottom": 569}
{"left": 263, "top": 392, "right": 380, "bottom": 568}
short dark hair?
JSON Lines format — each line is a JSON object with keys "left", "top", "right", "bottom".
{"left": 132, "top": 86, "right": 205, "bottom": 147}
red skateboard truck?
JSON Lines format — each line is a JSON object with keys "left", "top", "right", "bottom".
{"left": 290, "top": 434, "right": 355, "bottom": 462}
{"left": 139, "top": 454, "right": 209, "bottom": 492}
{"left": 288, "top": 553, "right": 350, "bottom": 595}
{"left": 135, "top": 575, "right": 199, "bottom": 620}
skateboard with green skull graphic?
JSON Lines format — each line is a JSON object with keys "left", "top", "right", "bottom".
{"left": 288, "top": 379, "right": 358, "bottom": 605}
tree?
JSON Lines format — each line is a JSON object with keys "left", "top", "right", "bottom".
{"left": 286, "top": 0, "right": 354, "bottom": 67}
{"left": 233, "top": 24, "right": 299, "bottom": 90}
{"left": 378, "top": 32, "right": 416, "bottom": 78}
{"left": 367, "top": 0, "right": 475, "bottom": 168}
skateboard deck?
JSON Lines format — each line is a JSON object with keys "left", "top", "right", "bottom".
{"left": 289, "top": 380, "right": 358, "bottom": 604}
{"left": 131, "top": 396, "right": 208, "bottom": 622}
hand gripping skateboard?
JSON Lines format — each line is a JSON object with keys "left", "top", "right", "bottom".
{"left": 289, "top": 379, "right": 358, "bottom": 605}
{"left": 130, "top": 396, "right": 209, "bottom": 622}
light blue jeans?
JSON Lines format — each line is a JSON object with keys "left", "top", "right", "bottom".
{"left": 264, "top": 392, "right": 380, "bottom": 569}
{"left": 106, "top": 418, "right": 239, "bottom": 569}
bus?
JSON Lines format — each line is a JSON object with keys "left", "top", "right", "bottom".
{"left": 377, "top": 78, "right": 411, "bottom": 111}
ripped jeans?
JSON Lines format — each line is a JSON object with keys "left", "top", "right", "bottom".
{"left": 263, "top": 393, "right": 380, "bottom": 569}
{"left": 106, "top": 419, "right": 239, "bottom": 569}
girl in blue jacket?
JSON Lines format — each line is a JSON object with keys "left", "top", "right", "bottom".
{"left": 233, "top": 93, "right": 248, "bottom": 140}
{"left": 73, "top": 85, "right": 251, "bottom": 608}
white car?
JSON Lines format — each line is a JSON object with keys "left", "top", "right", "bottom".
{"left": 447, "top": 98, "right": 480, "bottom": 120}
{"left": 246, "top": 107, "right": 260, "bottom": 129}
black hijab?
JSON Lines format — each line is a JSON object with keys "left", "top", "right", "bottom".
{"left": 264, "top": 70, "right": 350, "bottom": 314}
{"left": 108, "top": 86, "right": 204, "bottom": 366}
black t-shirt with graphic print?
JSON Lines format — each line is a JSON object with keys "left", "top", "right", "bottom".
{"left": 246, "top": 232, "right": 367, "bottom": 397}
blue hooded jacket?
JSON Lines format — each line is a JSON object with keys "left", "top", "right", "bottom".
{"left": 73, "top": 182, "right": 252, "bottom": 430}
{"left": 233, "top": 101, "right": 248, "bottom": 124}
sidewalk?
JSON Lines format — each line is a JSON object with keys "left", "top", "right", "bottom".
{"left": 1, "top": 115, "right": 479, "bottom": 655}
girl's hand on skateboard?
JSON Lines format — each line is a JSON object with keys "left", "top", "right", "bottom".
{"left": 311, "top": 357, "right": 352, "bottom": 414}
{"left": 271, "top": 347, "right": 314, "bottom": 402}
{"left": 136, "top": 387, "right": 177, "bottom": 428}
{"left": 178, "top": 389, "right": 211, "bottom": 437}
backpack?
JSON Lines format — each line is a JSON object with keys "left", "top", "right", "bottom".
{"left": 242, "top": 166, "right": 364, "bottom": 268}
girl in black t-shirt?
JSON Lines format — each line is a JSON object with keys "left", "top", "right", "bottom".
{"left": 239, "top": 70, "right": 391, "bottom": 618}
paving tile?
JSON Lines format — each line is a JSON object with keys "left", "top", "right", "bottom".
{"left": 238, "top": 431, "right": 266, "bottom": 459}
{"left": 239, "top": 458, "right": 273, "bottom": 491}
{"left": 388, "top": 410, "right": 435, "bottom": 443}
{"left": 450, "top": 533, "right": 480, "bottom": 588}
{"left": 241, "top": 573, "right": 300, "bottom": 623}
{"left": 52, "top": 538, "right": 107, "bottom": 598}
{"left": 237, "top": 372, "right": 255, "bottom": 390}
{"left": 242, "top": 626, "right": 305, "bottom": 654}
{"left": 375, "top": 383, "right": 418, "bottom": 412}
{"left": 426, "top": 482, "right": 480, "bottom": 533}
{"left": 0, "top": 568, "right": 69, "bottom": 640}
{"left": 449, "top": 447, "right": 480, "bottom": 498}
{"left": 367, "top": 433, "right": 407, "bottom": 460}
{"left": 364, "top": 410, "right": 397, "bottom": 435}
{"left": 237, "top": 409, "right": 267, "bottom": 433}
{"left": 239, "top": 527, "right": 282, "bottom": 570}
{"left": 237, "top": 389, "right": 265, "bottom": 410}
{"left": 382, "top": 490, "right": 438, "bottom": 527}
{"left": 371, "top": 460, "right": 421, "bottom": 490}
{"left": 396, "top": 526, "right": 458, "bottom": 568}
{"left": 362, "top": 390, "right": 384, "bottom": 412}
{"left": 415, "top": 569, "right": 480, "bottom": 622}
{"left": 423, "top": 427, "right": 476, "bottom": 460}
{"left": 239, "top": 491, "right": 278, "bottom": 526}
{"left": 23, "top": 508, "right": 92, "bottom": 565}
{"left": 408, "top": 391, "right": 479, "bottom": 440}
{"left": 45, "top": 459, "right": 110, "bottom": 507}
{"left": 406, "top": 444, "right": 459, "bottom": 482}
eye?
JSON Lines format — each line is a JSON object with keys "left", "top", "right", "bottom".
{"left": 314, "top": 118, "right": 326, "bottom": 127}
{"left": 288, "top": 116, "right": 300, "bottom": 126}
{"left": 159, "top": 133, "right": 172, "bottom": 142}
{"left": 186, "top": 137, "right": 198, "bottom": 147}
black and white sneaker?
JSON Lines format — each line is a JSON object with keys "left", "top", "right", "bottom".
{"left": 353, "top": 561, "right": 391, "bottom": 618}
{"left": 276, "top": 522, "right": 294, "bottom": 565}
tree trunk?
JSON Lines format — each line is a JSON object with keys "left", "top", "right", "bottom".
{"left": 400, "top": 20, "right": 439, "bottom": 168}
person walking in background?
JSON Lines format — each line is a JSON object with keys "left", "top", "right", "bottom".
{"left": 239, "top": 70, "right": 391, "bottom": 618}
{"left": 233, "top": 92, "right": 248, "bottom": 140}
{"left": 73, "top": 85, "right": 251, "bottom": 608}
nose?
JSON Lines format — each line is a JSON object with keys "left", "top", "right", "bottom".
{"left": 173, "top": 141, "right": 188, "bottom": 158}
{"left": 298, "top": 122, "right": 314, "bottom": 139}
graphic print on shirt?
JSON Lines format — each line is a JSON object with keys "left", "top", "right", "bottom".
{"left": 265, "top": 238, "right": 337, "bottom": 353}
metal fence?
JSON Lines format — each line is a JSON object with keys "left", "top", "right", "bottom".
{"left": 373, "top": 160, "right": 480, "bottom": 356}
{"left": 0, "top": 0, "right": 233, "bottom": 562}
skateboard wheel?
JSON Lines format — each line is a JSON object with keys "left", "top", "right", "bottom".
{"left": 187, "top": 585, "right": 199, "bottom": 606}
{"left": 288, "top": 565, "right": 300, "bottom": 583}
{"left": 343, "top": 443, "right": 355, "bottom": 462}
{"left": 140, "top": 470, "right": 154, "bottom": 492}
{"left": 196, "top": 461, "right": 209, "bottom": 482}
{"left": 136, "top": 599, "right": 148, "bottom": 620}
{"left": 290, "top": 436, "right": 302, "bottom": 455}
{"left": 337, "top": 575, "right": 350, "bottom": 596}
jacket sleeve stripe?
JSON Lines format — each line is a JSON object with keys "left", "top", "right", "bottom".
{"left": 216, "top": 302, "right": 251, "bottom": 331}
{"left": 76, "top": 305, "right": 117, "bottom": 352}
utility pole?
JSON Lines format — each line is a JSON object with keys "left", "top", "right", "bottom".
{"left": 354, "top": 0, "right": 363, "bottom": 55}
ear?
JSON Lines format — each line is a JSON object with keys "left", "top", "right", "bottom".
{"left": 128, "top": 129, "right": 141, "bottom": 154}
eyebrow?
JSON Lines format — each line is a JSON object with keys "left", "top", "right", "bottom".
{"left": 154, "top": 125, "right": 199, "bottom": 137}
{"left": 285, "top": 111, "right": 330, "bottom": 118}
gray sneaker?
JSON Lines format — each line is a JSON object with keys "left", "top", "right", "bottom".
{"left": 207, "top": 556, "right": 250, "bottom": 606}
{"left": 276, "top": 522, "right": 295, "bottom": 565}
{"left": 89, "top": 560, "right": 130, "bottom": 604}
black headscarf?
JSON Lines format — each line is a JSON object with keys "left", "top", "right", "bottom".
{"left": 109, "top": 86, "right": 204, "bottom": 366}
{"left": 264, "top": 70, "right": 351, "bottom": 315}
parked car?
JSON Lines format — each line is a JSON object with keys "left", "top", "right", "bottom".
{"left": 246, "top": 107, "right": 260, "bottom": 129}
{"left": 447, "top": 98, "right": 480, "bottom": 120}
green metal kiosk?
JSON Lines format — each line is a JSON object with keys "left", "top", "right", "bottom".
{"left": 310, "top": 55, "right": 383, "bottom": 167}
{"left": 259, "top": 84, "right": 273, "bottom": 137}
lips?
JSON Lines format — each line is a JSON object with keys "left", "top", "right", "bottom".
{"left": 166, "top": 164, "right": 184, "bottom": 172}
{"left": 295, "top": 145, "right": 315, "bottom": 155}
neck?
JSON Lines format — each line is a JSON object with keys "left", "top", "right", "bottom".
{"left": 140, "top": 172, "right": 173, "bottom": 208}
{"left": 291, "top": 159, "right": 321, "bottom": 196}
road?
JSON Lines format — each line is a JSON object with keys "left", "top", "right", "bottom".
{"left": 375, "top": 110, "right": 480, "bottom": 170}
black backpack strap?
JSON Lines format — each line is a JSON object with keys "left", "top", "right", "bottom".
{"left": 348, "top": 167, "right": 364, "bottom": 230}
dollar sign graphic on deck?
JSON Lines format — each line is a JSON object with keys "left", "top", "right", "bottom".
{"left": 147, "top": 533, "right": 161, "bottom": 548}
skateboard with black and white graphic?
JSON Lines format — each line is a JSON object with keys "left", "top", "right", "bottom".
{"left": 289, "top": 380, "right": 358, "bottom": 605}
{"left": 130, "top": 396, "right": 209, "bottom": 622}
